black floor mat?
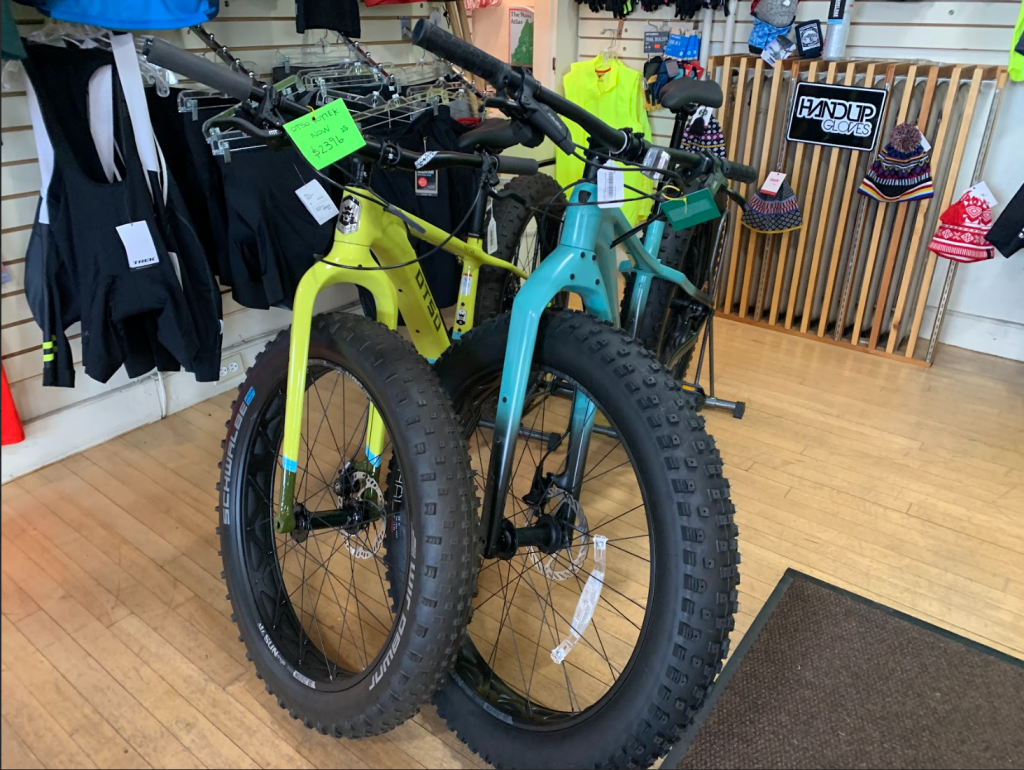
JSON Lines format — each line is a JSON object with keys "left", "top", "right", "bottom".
{"left": 665, "top": 570, "right": 1024, "bottom": 769}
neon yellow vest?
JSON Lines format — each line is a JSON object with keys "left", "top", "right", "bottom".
{"left": 555, "top": 55, "right": 654, "bottom": 226}
{"left": 1011, "top": 2, "right": 1023, "bottom": 82}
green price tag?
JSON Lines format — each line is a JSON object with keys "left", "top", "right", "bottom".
{"left": 283, "top": 101, "right": 366, "bottom": 170}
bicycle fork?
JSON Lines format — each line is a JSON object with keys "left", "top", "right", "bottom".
{"left": 273, "top": 198, "right": 450, "bottom": 534}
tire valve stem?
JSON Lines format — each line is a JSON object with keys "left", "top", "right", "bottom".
{"left": 550, "top": 535, "right": 607, "bottom": 665}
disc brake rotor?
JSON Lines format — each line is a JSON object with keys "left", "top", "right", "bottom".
{"left": 525, "top": 487, "right": 589, "bottom": 582}
{"left": 338, "top": 471, "right": 385, "bottom": 560}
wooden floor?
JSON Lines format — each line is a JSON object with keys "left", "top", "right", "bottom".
{"left": 2, "top": 319, "right": 1023, "bottom": 770}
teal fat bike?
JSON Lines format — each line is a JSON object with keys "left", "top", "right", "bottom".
{"left": 402, "top": 22, "right": 757, "bottom": 770}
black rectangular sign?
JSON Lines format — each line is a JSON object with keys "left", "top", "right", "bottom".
{"left": 786, "top": 81, "right": 888, "bottom": 152}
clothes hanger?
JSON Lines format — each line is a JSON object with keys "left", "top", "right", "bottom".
{"left": 597, "top": 20, "right": 624, "bottom": 73}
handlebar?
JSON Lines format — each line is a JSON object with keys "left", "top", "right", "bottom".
{"left": 141, "top": 36, "right": 538, "bottom": 178}
{"left": 143, "top": 37, "right": 262, "bottom": 102}
{"left": 410, "top": 20, "right": 758, "bottom": 185}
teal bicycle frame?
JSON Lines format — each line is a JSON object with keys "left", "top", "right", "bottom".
{"left": 479, "top": 171, "right": 718, "bottom": 558}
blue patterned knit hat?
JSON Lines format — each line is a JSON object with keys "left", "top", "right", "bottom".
{"left": 858, "top": 122, "right": 934, "bottom": 202}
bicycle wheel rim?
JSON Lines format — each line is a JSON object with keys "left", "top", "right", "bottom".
{"left": 233, "top": 358, "right": 406, "bottom": 693}
{"left": 452, "top": 365, "right": 656, "bottom": 729}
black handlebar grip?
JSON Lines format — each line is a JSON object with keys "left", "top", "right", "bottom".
{"left": 143, "top": 37, "right": 260, "bottom": 102}
{"left": 411, "top": 20, "right": 519, "bottom": 90}
{"left": 495, "top": 154, "right": 540, "bottom": 176}
{"left": 721, "top": 160, "right": 759, "bottom": 185}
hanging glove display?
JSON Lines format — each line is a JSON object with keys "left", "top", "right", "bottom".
{"left": 674, "top": 0, "right": 703, "bottom": 20}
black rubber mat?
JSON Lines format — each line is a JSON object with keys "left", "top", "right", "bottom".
{"left": 665, "top": 570, "right": 1024, "bottom": 769}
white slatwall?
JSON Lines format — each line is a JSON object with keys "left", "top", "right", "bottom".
{"left": 576, "top": 1, "right": 1019, "bottom": 144}
{"left": 1, "top": 1, "right": 442, "bottom": 479}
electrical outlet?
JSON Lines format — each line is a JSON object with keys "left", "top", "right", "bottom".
{"left": 219, "top": 354, "right": 245, "bottom": 380}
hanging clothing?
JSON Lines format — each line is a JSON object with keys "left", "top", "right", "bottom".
{"left": 986, "top": 182, "right": 1023, "bottom": 258}
{"left": 367, "top": 106, "right": 479, "bottom": 311}
{"left": 14, "top": 0, "right": 219, "bottom": 29}
{"left": 23, "top": 39, "right": 222, "bottom": 386}
{"left": 1011, "top": 1, "right": 1023, "bottom": 82}
{"left": 555, "top": 54, "right": 653, "bottom": 226}
{"left": 147, "top": 87, "right": 232, "bottom": 279}
{"left": 216, "top": 144, "right": 337, "bottom": 310}
{"left": 296, "top": 0, "right": 361, "bottom": 38}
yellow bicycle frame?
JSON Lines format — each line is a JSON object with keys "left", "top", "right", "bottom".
{"left": 274, "top": 187, "right": 527, "bottom": 533}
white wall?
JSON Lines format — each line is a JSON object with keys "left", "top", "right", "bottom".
{"left": 1, "top": 1, "right": 444, "bottom": 480}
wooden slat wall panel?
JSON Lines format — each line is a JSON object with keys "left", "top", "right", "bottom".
{"left": 904, "top": 66, "right": 988, "bottom": 359}
{"left": 1, "top": 2, "right": 440, "bottom": 421}
{"left": 786, "top": 61, "right": 836, "bottom": 329}
{"left": 707, "top": 57, "right": 1006, "bottom": 365}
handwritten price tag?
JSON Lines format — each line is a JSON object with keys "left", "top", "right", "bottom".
{"left": 283, "top": 101, "right": 366, "bottom": 170}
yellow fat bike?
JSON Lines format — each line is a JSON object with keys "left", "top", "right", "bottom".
{"left": 144, "top": 38, "right": 536, "bottom": 736}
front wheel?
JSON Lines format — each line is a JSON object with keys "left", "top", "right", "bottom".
{"left": 431, "top": 311, "right": 740, "bottom": 769}
{"left": 216, "top": 313, "right": 477, "bottom": 738}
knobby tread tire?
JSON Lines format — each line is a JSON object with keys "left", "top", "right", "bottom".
{"left": 432, "top": 310, "right": 740, "bottom": 769}
{"left": 216, "top": 312, "right": 477, "bottom": 739}
{"left": 621, "top": 225, "right": 705, "bottom": 381}
{"left": 475, "top": 173, "right": 567, "bottom": 322}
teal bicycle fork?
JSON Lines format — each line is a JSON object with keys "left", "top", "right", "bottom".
{"left": 479, "top": 171, "right": 714, "bottom": 559}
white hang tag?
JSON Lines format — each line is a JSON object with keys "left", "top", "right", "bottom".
{"left": 116, "top": 221, "right": 160, "bottom": 269}
{"left": 487, "top": 213, "right": 499, "bottom": 254}
{"left": 295, "top": 180, "right": 340, "bottom": 226}
{"left": 967, "top": 181, "right": 998, "bottom": 208}
{"left": 597, "top": 161, "right": 624, "bottom": 209}
{"left": 414, "top": 150, "right": 437, "bottom": 169}
{"left": 642, "top": 146, "right": 670, "bottom": 182}
{"left": 919, "top": 133, "right": 932, "bottom": 153}
{"left": 760, "top": 171, "right": 787, "bottom": 195}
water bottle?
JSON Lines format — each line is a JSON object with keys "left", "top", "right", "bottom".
{"left": 823, "top": 0, "right": 853, "bottom": 61}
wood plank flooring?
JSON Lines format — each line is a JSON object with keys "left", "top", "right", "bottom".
{"left": 2, "top": 318, "right": 1023, "bottom": 769}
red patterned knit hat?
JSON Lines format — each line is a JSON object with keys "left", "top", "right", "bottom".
{"left": 928, "top": 191, "right": 995, "bottom": 263}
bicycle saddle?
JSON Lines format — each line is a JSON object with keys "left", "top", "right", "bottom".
{"left": 660, "top": 79, "right": 724, "bottom": 112}
{"left": 457, "top": 117, "right": 545, "bottom": 152}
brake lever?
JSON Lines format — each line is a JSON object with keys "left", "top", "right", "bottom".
{"left": 725, "top": 187, "right": 747, "bottom": 211}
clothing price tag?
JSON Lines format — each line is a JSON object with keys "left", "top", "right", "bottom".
{"left": 283, "top": 100, "right": 366, "bottom": 170}
{"left": 760, "top": 172, "right": 787, "bottom": 195}
{"left": 644, "top": 30, "right": 670, "bottom": 54}
{"left": 414, "top": 169, "right": 438, "bottom": 196}
{"left": 919, "top": 133, "right": 932, "bottom": 152}
{"left": 415, "top": 150, "right": 437, "bottom": 169}
{"left": 295, "top": 180, "right": 340, "bottom": 225}
{"left": 116, "top": 221, "right": 160, "bottom": 269}
{"left": 597, "top": 162, "right": 625, "bottom": 209}
{"left": 967, "top": 181, "right": 998, "bottom": 208}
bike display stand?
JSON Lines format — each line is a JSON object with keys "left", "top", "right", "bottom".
{"left": 681, "top": 212, "right": 746, "bottom": 419}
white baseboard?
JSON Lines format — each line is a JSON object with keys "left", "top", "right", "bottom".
{"left": 1, "top": 331, "right": 279, "bottom": 483}
{"left": 919, "top": 306, "right": 1024, "bottom": 363}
